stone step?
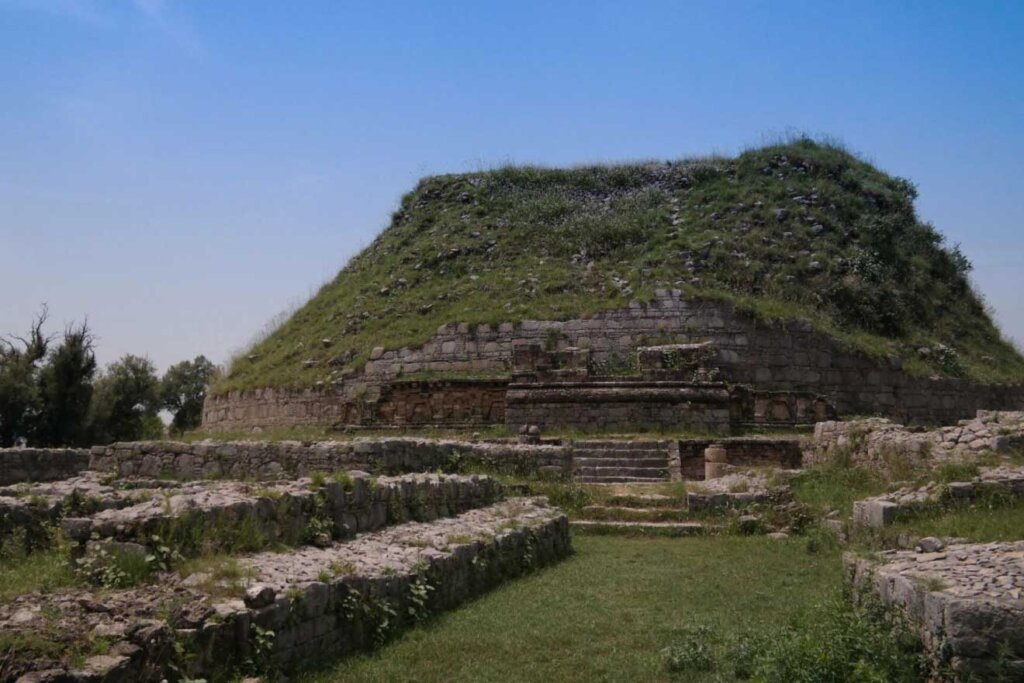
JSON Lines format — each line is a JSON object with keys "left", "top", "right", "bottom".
{"left": 572, "top": 449, "right": 667, "bottom": 459}
{"left": 575, "top": 466, "right": 669, "bottom": 478}
{"left": 572, "top": 440, "right": 669, "bottom": 451}
{"left": 576, "top": 475, "right": 670, "bottom": 484}
{"left": 604, "top": 493, "right": 682, "bottom": 508}
{"left": 571, "top": 519, "right": 711, "bottom": 536}
{"left": 579, "top": 505, "right": 692, "bottom": 522}
{"left": 573, "top": 457, "right": 668, "bottom": 468}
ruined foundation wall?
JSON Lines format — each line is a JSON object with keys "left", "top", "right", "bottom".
{"left": 505, "top": 383, "right": 735, "bottom": 433}
{"left": 677, "top": 438, "right": 804, "bottom": 480}
{"left": 88, "top": 439, "right": 572, "bottom": 482}
{"left": 0, "top": 448, "right": 90, "bottom": 486}
{"left": 204, "top": 291, "right": 1024, "bottom": 431}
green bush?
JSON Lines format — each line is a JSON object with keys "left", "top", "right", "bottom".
{"left": 733, "top": 591, "right": 925, "bottom": 682}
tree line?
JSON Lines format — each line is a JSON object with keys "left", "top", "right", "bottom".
{"left": 0, "top": 307, "right": 216, "bottom": 448}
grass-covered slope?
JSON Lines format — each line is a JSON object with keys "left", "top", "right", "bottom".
{"left": 217, "top": 138, "right": 1024, "bottom": 394}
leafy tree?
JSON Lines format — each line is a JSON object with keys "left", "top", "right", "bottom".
{"left": 35, "top": 322, "right": 97, "bottom": 447}
{"left": 161, "top": 355, "right": 216, "bottom": 435}
{"left": 0, "top": 309, "right": 50, "bottom": 447}
{"left": 89, "top": 354, "right": 163, "bottom": 444}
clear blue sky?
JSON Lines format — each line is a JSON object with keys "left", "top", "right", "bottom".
{"left": 2, "top": 0, "right": 1022, "bottom": 373}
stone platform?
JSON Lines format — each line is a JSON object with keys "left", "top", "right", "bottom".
{"left": 0, "top": 497, "right": 570, "bottom": 681}
{"left": 847, "top": 542, "right": 1024, "bottom": 679}
{"left": 853, "top": 464, "right": 1024, "bottom": 528}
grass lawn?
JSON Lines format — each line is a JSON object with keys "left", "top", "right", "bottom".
{"left": 303, "top": 534, "right": 842, "bottom": 683}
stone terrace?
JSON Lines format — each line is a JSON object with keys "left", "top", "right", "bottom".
{"left": 847, "top": 542, "right": 1024, "bottom": 679}
{"left": 853, "top": 464, "right": 1024, "bottom": 528}
{"left": 64, "top": 472, "right": 504, "bottom": 555}
{"left": 810, "top": 410, "right": 1024, "bottom": 471}
{"left": 0, "top": 438, "right": 580, "bottom": 681}
{"left": 0, "top": 498, "right": 569, "bottom": 682}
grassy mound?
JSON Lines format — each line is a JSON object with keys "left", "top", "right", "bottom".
{"left": 217, "top": 137, "right": 1024, "bottom": 393}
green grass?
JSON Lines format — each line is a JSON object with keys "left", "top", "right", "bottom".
{"left": 790, "top": 464, "right": 890, "bottom": 516}
{"left": 301, "top": 534, "right": 843, "bottom": 682}
{"left": 0, "top": 549, "right": 77, "bottom": 603}
{"left": 886, "top": 498, "right": 1024, "bottom": 543}
{"left": 216, "top": 136, "right": 1024, "bottom": 395}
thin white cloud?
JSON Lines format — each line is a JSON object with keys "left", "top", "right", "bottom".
{"left": 0, "top": 0, "right": 110, "bottom": 25}
{"left": 131, "top": 0, "right": 164, "bottom": 17}
{"left": 1, "top": 0, "right": 202, "bottom": 56}
{"left": 131, "top": 0, "right": 205, "bottom": 57}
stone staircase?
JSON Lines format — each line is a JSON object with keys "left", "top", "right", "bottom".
{"left": 571, "top": 440, "right": 673, "bottom": 484}
{"left": 570, "top": 493, "right": 715, "bottom": 536}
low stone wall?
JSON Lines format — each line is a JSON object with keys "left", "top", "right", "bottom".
{"left": 852, "top": 464, "right": 1024, "bottom": 528}
{"left": 0, "top": 447, "right": 90, "bottom": 486}
{"left": 0, "top": 499, "right": 572, "bottom": 681}
{"left": 0, "top": 472, "right": 158, "bottom": 551}
{"left": 88, "top": 438, "right": 573, "bottom": 481}
{"left": 68, "top": 473, "right": 504, "bottom": 554}
{"left": 846, "top": 544, "right": 1024, "bottom": 678}
{"left": 203, "top": 291, "right": 1024, "bottom": 432}
{"left": 677, "top": 437, "right": 804, "bottom": 480}
{"left": 809, "top": 410, "right": 1024, "bottom": 472}
{"left": 506, "top": 382, "right": 735, "bottom": 433}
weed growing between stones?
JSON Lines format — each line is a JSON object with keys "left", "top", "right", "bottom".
{"left": 407, "top": 571, "right": 434, "bottom": 624}
{"left": 528, "top": 480, "right": 593, "bottom": 512}
{"left": 74, "top": 542, "right": 157, "bottom": 588}
{"left": 177, "top": 555, "right": 258, "bottom": 598}
{"left": 341, "top": 589, "right": 401, "bottom": 648}
{"left": 331, "top": 470, "right": 355, "bottom": 490}
{"left": 304, "top": 491, "right": 334, "bottom": 544}
{"left": 249, "top": 625, "right": 277, "bottom": 675}
{"left": 934, "top": 460, "right": 981, "bottom": 484}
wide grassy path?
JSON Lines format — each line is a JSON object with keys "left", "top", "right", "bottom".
{"left": 304, "top": 534, "right": 842, "bottom": 682}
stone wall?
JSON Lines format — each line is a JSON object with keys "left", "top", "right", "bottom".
{"left": 68, "top": 473, "right": 505, "bottom": 554}
{"left": 506, "top": 382, "right": 735, "bottom": 433}
{"left": 808, "top": 410, "right": 1024, "bottom": 472}
{"left": 852, "top": 464, "right": 1024, "bottom": 528}
{"left": 846, "top": 545, "right": 1024, "bottom": 678}
{"left": 0, "top": 499, "right": 572, "bottom": 682}
{"left": 0, "top": 447, "right": 90, "bottom": 486}
{"left": 203, "top": 291, "right": 1024, "bottom": 431}
{"left": 372, "top": 379, "right": 507, "bottom": 426}
{"left": 89, "top": 438, "right": 573, "bottom": 481}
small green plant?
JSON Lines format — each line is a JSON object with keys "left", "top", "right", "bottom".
{"left": 660, "top": 624, "right": 716, "bottom": 673}
{"left": 919, "top": 576, "right": 948, "bottom": 592}
{"left": 935, "top": 461, "right": 980, "bottom": 484}
{"left": 249, "top": 625, "right": 276, "bottom": 673}
{"left": 75, "top": 543, "right": 153, "bottom": 588}
{"left": 330, "top": 559, "right": 356, "bottom": 576}
{"left": 331, "top": 470, "right": 355, "bottom": 490}
{"left": 407, "top": 573, "right": 434, "bottom": 623}
{"left": 310, "top": 471, "right": 327, "bottom": 489}
{"left": 736, "top": 589, "right": 925, "bottom": 682}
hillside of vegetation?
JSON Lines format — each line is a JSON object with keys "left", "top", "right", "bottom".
{"left": 216, "top": 138, "right": 1024, "bottom": 394}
